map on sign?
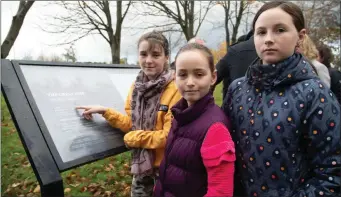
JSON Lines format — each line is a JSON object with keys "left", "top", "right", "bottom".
{"left": 20, "top": 65, "right": 139, "bottom": 163}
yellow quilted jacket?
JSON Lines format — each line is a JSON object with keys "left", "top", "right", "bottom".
{"left": 102, "top": 80, "right": 181, "bottom": 167}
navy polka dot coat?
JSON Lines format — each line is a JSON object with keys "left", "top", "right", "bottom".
{"left": 222, "top": 53, "right": 340, "bottom": 197}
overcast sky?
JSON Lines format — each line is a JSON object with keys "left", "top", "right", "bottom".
{"left": 1, "top": 1, "right": 261, "bottom": 64}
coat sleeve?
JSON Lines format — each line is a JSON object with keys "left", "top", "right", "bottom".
{"left": 102, "top": 83, "right": 134, "bottom": 133}
{"left": 292, "top": 85, "right": 341, "bottom": 197}
{"left": 123, "top": 90, "right": 182, "bottom": 149}
{"left": 314, "top": 60, "right": 331, "bottom": 88}
{"left": 201, "top": 123, "right": 235, "bottom": 197}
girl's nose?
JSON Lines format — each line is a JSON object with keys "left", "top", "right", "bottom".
{"left": 146, "top": 55, "right": 153, "bottom": 63}
{"left": 264, "top": 33, "right": 274, "bottom": 45}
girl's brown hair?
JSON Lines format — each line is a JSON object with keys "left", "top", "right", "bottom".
{"left": 174, "top": 43, "right": 215, "bottom": 73}
{"left": 252, "top": 1, "right": 305, "bottom": 32}
{"left": 137, "top": 31, "right": 169, "bottom": 57}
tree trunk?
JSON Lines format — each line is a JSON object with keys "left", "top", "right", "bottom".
{"left": 1, "top": 1, "right": 34, "bottom": 59}
{"left": 224, "top": 2, "right": 230, "bottom": 51}
{"left": 231, "top": 1, "right": 245, "bottom": 44}
{"left": 188, "top": 1, "right": 195, "bottom": 40}
{"left": 111, "top": 40, "right": 120, "bottom": 64}
{"left": 110, "top": 1, "right": 123, "bottom": 64}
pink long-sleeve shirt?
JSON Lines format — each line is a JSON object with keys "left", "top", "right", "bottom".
{"left": 201, "top": 122, "right": 236, "bottom": 197}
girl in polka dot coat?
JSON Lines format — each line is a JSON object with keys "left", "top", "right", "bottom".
{"left": 222, "top": 2, "right": 340, "bottom": 197}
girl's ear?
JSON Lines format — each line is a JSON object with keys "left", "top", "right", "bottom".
{"left": 298, "top": 29, "right": 306, "bottom": 44}
{"left": 211, "top": 70, "right": 217, "bottom": 86}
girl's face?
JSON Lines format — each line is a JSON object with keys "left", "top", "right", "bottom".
{"left": 254, "top": 7, "right": 306, "bottom": 65}
{"left": 138, "top": 40, "right": 168, "bottom": 80}
{"left": 175, "top": 50, "right": 216, "bottom": 106}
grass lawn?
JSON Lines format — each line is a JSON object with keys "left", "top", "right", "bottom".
{"left": 1, "top": 83, "right": 223, "bottom": 197}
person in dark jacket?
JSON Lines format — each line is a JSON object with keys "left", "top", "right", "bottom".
{"left": 222, "top": 1, "right": 340, "bottom": 197}
{"left": 213, "top": 30, "right": 258, "bottom": 101}
{"left": 317, "top": 44, "right": 341, "bottom": 104}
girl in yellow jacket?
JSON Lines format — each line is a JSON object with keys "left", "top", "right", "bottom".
{"left": 76, "top": 31, "right": 181, "bottom": 197}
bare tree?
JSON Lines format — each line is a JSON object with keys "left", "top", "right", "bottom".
{"left": 136, "top": 1, "right": 214, "bottom": 41}
{"left": 63, "top": 44, "right": 77, "bottom": 62}
{"left": 296, "top": 0, "right": 340, "bottom": 45}
{"left": 1, "top": 1, "right": 34, "bottom": 58}
{"left": 216, "top": 0, "right": 253, "bottom": 51}
{"left": 40, "top": 1, "right": 132, "bottom": 63}
{"left": 22, "top": 51, "right": 33, "bottom": 60}
{"left": 37, "top": 53, "right": 64, "bottom": 62}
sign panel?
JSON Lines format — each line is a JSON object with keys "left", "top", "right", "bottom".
{"left": 7, "top": 60, "right": 140, "bottom": 171}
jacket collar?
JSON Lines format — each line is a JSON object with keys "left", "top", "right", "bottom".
{"left": 171, "top": 93, "right": 214, "bottom": 126}
{"left": 247, "top": 53, "right": 318, "bottom": 91}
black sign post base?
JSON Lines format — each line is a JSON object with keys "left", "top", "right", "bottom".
{"left": 2, "top": 59, "right": 64, "bottom": 197}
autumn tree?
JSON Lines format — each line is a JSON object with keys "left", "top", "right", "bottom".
{"left": 41, "top": 1, "right": 132, "bottom": 63}
{"left": 1, "top": 1, "right": 35, "bottom": 58}
{"left": 211, "top": 41, "right": 227, "bottom": 64}
{"left": 136, "top": 1, "right": 214, "bottom": 41}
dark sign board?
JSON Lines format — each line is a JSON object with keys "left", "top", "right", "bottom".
{"left": 1, "top": 59, "right": 139, "bottom": 196}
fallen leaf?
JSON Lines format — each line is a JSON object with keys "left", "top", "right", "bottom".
{"left": 2, "top": 123, "right": 9, "bottom": 126}
{"left": 104, "top": 191, "right": 112, "bottom": 197}
{"left": 109, "top": 163, "right": 115, "bottom": 169}
{"left": 93, "top": 191, "right": 101, "bottom": 196}
{"left": 23, "top": 161, "right": 31, "bottom": 168}
{"left": 23, "top": 178, "right": 33, "bottom": 187}
{"left": 122, "top": 190, "right": 129, "bottom": 196}
{"left": 88, "top": 187, "right": 97, "bottom": 193}
{"left": 119, "top": 171, "right": 125, "bottom": 177}
{"left": 27, "top": 193, "right": 34, "bottom": 197}
{"left": 18, "top": 195, "right": 25, "bottom": 197}
{"left": 33, "top": 185, "right": 40, "bottom": 193}
{"left": 125, "top": 186, "right": 131, "bottom": 192}
{"left": 80, "top": 186, "right": 87, "bottom": 192}
{"left": 29, "top": 185, "right": 34, "bottom": 193}
{"left": 11, "top": 182, "right": 21, "bottom": 188}
{"left": 69, "top": 183, "right": 80, "bottom": 187}
{"left": 104, "top": 167, "right": 111, "bottom": 172}
{"left": 4, "top": 188, "right": 11, "bottom": 194}
{"left": 64, "top": 188, "right": 71, "bottom": 193}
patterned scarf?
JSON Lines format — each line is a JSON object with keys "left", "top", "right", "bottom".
{"left": 130, "top": 69, "right": 173, "bottom": 175}
{"left": 248, "top": 53, "right": 300, "bottom": 91}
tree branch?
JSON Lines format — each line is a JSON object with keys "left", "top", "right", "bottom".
{"left": 1, "top": 1, "right": 35, "bottom": 58}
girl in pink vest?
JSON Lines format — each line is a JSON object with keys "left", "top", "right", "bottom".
{"left": 154, "top": 43, "right": 235, "bottom": 197}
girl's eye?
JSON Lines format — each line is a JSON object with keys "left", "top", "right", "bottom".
{"left": 196, "top": 73, "right": 204, "bottom": 77}
{"left": 257, "top": 31, "right": 266, "bottom": 35}
{"left": 278, "top": 28, "right": 286, "bottom": 33}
